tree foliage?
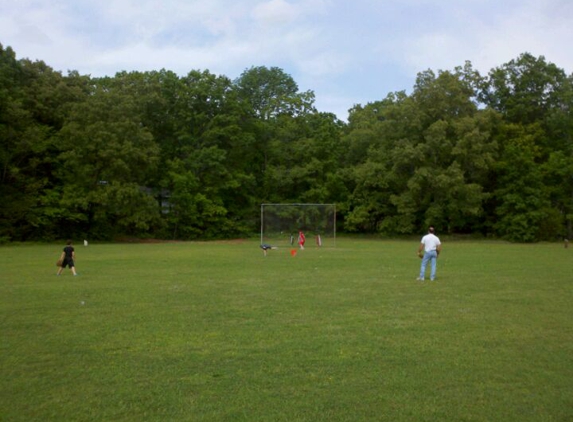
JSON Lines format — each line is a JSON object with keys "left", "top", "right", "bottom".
{"left": 1, "top": 43, "right": 571, "bottom": 242}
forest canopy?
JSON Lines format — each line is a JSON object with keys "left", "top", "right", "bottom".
{"left": 1, "top": 43, "right": 572, "bottom": 242}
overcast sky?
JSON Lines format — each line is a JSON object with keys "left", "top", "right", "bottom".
{"left": 1, "top": 0, "right": 572, "bottom": 120}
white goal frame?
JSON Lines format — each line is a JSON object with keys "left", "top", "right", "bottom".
{"left": 260, "top": 203, "right": 336, "bottom": 247}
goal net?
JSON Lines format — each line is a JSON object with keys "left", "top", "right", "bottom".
{"left": 260, "top": 203, "right": 336, "bottom": 247}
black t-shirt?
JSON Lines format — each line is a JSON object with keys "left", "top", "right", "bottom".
{"left": 63, "top": 245, "right": 74, "bottom": 258}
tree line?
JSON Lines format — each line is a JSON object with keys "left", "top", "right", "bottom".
{"left": 1, "top": 43, "right": 572, "bottom": 242}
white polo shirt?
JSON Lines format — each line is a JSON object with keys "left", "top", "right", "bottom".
{"left": 421, "top": 233, "right": 441, "bottom": 252}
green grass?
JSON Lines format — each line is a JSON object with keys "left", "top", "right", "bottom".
{"left": 1, "top": 239, "right": 572, "bottom": 421}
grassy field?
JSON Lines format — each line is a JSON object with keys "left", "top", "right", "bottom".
{"left": 1, "top": 238, "right": 572, "bottom": 421}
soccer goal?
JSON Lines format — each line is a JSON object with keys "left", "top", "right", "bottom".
{"left": 260, "top": 203, "right": 336, "bottom": 247}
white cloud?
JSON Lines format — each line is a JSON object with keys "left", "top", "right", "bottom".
{"left": 250, "top": 0, "right": 329, "bottom": 26}
{"left": 12, "top": 23, "right": 52, "bottom": 46}
{"left": 251, "top": 0, "right": 300, "bottom": 26}
{"left": 384, "top": 0, "right": 573, "bottom": 81}
{"left": 313, "top": 92, "right": 364, "bottom": 120}
{"left": 477, "top": 0, "right": 573, "bottom": 72}
{"left": 204, "top": 15, "right": 238, "bottom": 37}
{"left": 0, "top": 0, "right": 571, "bottom": 120}
{"left": 297, "top": 51, "right": 349, "bottom": 77}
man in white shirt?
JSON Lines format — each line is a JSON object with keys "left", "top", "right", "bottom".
{"left": 417, "top": 226, "right": 442, "bottom": 281}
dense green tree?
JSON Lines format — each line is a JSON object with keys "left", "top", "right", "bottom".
{"left": 0, "top": 45, "right": 90, "bottom": 240}
{"left": 1, "top": 42, "right": 572, "bottom": 242}
{"left": 482, "top": 53, "right": 572, "bottom": 240}
{"left": 57, "top": 74, "right": 161, "bottom": 239}
{"left": 481, "top": 53, "right": 567, "bottom": 128}
{"left": 344, "top": 66, "right": 498, "bottom": 235}
{"left": 0, "top": 44, "right": 29, "bottom": 240}
{"left": 260, "top": 111, "right": 345, "bottom": 204}
{"left": 234, "top": 66, "right": 315, "bottom": 120}
{"left": 493, "top": 123, "right": 551, "bottom": 241}
{"left": 343, "top": 93, "right": 422, "bottom": 233}
{"left": 542, "top": 73, "right": 573, "bottom": 239}
{"left": 160, "top": 70, "right": 256, "bottom": 239}
{"left": 233, "top": 66, "right": 316, "bottom": 195}
{"left": 232, "top": 65, "right": 349, "bottom": 237}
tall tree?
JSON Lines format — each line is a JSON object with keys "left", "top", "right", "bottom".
{"left": 542, "top": 73, "right": 573, "bottom": 239}
{"left": 344, "top": 65, "right": 498, "bottom": 235}
{"left": 233, "top": 66, "right": 316, "bottom": 194}
{"left": 234, "top": 66, "right": 315, "bottom": 120}
{"left": 57, "top": 73, "right": 161, "bottom": 239}
{"left": 481, "top": 53, "right": 567, "bottom": 129}
{"left": 493, "top": 123, "right": 551, "bottom": 242}
{"left": 482, "top": 53, "right": 571, "bottom": 240}
{"left": 0, "top": 44, "right": 90, "bottom": 240}
{"left": 161, "top": 70, "right": 256, "bottom": 239}
{"left": 260, "top": 111, "right": 345, "bottom": 204}
{"left": 0, "top": 44, "right": 29, "bottom": 240}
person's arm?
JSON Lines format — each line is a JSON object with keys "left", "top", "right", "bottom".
{"left": 436, "top": 243, "right": 442, "bottom": 256}
{"left": 417, "top": 243, "right": 424, "bottom": 256}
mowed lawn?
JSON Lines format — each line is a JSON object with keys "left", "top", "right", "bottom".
{"left": 1, "top": 238, "right": 572, "bottom": 421}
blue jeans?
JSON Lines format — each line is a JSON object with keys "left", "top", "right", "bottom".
{"left": 419, "top": 250, "right": 438, "bottom": 280}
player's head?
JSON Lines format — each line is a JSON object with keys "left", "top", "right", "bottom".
{"left": 66, "top": 239, "right": 73, "bottom": 245}
{"left": 428, "top": 226, "right": 435, "bottom": 234}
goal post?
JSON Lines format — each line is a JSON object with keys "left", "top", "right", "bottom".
{"left": 260, "top": 203, "right": 336, "bottom": 247}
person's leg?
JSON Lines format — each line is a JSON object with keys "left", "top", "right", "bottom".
{"left": 57, "top": 259, "right": 66, "bottom": 275}
{"left": 418, "top": 253, "right": 429, "bottom": 280}
{"left": 430, "top": 253, "right": 437, "bottom": 280}
{"left": 71, "top": 265, "right": 77, "bottom": 276}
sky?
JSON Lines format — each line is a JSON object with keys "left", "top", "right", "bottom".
{"left": 1, "top": 0, "right": 572, "bottom": 121}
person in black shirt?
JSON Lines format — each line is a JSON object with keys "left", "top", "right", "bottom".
{"left": 57, "top": 240, "right": 78, "bottom": 276}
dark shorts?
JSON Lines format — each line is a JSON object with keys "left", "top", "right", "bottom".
{"left": 62, "top": 258, "right": 75, "bottom": 268}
